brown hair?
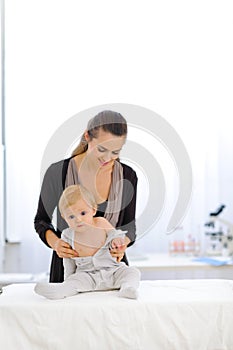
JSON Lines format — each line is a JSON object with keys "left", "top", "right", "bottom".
{"left": 72, "top": 110, "right": 128, "bottom": 156}
{"left": 59, "top": 185, "right": 97, "bottom": 216}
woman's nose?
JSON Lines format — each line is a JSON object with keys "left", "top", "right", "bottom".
{"left": 104, "top": 151, "right": 112, "bottom": 162}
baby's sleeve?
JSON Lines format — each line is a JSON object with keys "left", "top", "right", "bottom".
{"left": 61, "top": 230, "right": 76, "bottom": 280}
{"left": 63, "top": 258, "right": 76, "bottom": 280}
{"left": 105, "top": 229, "right": 127, "bottom": 248}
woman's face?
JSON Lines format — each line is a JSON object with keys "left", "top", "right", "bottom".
{"left": 86, "top": 129, "right": 126, "bottom": 167}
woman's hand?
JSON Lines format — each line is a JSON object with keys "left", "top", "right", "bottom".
{"left": 110, "top": 236, "right": 130, "bottom": 262}
{"left": 46, "top": 230, "right": 79, "bottom": 258}
{"left": 110, "top": 247, "right": 126, "bottom": 262}
{"left": 54, "top": 239, "right": 79, "bottom": 258}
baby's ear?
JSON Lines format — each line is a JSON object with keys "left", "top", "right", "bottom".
{"left": 92, "top": 208, "right": 97, "bottom": 216}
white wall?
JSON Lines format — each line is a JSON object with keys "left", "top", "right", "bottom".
{"left": 4, "top": 0, "right": 233, "bottom": 271}
{"left": 0, "top": 142, "right": 4, "bottom": 270}
{"left": 0, "top": 1, "right": 5, "bottom": 268}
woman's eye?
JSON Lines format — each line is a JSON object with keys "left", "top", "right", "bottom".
{"left": 112, "top": 151, "right": 120, "bottom": 155}
{"left": 81, "top": 211, "right": 86, "bottom": 216}
{"left": 97, "top": 147, "right": 105, "bottom": 152}
{"left": 69, "top": 215, "right": 75, "bottom": 219}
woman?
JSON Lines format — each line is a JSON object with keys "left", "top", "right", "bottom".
{"left": 34, "top": 110, "right": 138, "bottom": 282}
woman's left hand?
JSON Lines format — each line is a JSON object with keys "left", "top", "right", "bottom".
{"left": 110, "top": 246, "right": 126, "bottom": 262}
{"left": 110, "top": 236, "right": 130, "bottom": 262}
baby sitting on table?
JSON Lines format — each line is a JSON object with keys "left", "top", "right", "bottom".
{"left": 34, "top": 185, "right": 140, "bottom": 300}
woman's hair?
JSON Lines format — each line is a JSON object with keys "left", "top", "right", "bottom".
{"left": 72, "top": 110, "right": 128, "bottom": 156}
{"left": 59, "top": 184, "right": 97, "bottom": 216}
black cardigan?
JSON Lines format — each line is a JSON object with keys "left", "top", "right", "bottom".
{"left": 34, "top": 157, "right": 138, "bottom": 282}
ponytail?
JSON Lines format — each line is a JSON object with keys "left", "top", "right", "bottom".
{"left": 71, "top": 133, "right": 88, "bottom": 156}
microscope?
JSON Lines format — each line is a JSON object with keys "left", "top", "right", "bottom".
{"left": 204, "top": 205, "right": 233, "bottom": 256}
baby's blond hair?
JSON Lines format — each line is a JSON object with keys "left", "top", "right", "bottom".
{"left": 59, "top": 185, "right": 97, "bottom": 216}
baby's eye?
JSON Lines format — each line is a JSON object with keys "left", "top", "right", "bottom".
{"left": 69, "top": 215, "right": 75, "bottom": 219}
{"left": 81, "top": 211, "right": 86, "bottom": 216}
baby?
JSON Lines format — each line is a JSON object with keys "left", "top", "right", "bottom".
{"left": 34, "top": 184, "right": 140, "bottom": 299}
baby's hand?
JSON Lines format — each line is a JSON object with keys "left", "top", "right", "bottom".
{"left": 111, "top": 237, "right": 126, "bottom": 249}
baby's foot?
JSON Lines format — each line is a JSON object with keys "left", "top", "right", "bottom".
{"left": 34, "top": 282, "right": 61, "bottom": 300}
{"left": 119, "top": 286, "right": 138, "bottom": 299}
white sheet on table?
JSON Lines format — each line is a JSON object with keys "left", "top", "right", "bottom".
{"left": 1, "top": 279, "right": 233, "bottom": 350}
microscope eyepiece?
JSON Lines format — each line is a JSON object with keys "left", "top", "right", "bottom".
{"left": 210, "top": 204, "right": 226, "bottom": 217}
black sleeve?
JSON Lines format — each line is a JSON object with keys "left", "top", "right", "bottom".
{"left": 117, "top": 165, "right": 138, "bottom": 247}
{"left": 34, "top": 161, "right": 64, "bottom": 247}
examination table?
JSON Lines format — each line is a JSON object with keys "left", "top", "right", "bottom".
{"left": 0, "top": 279, "right": 233, "bottom": 350}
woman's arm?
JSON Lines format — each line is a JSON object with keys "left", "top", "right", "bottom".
{"left": 34, "top": 163, "right": 62, "bottom": 247}
{"left": 34, "top": 161, "right": 78, "bottom": 258}
{"left": 110, "top": 165, "right": 138, "bottom": 261}
{"left": 34, "top": 162, "right": 63, "bottom": 247}
{"left": 118, "top": 165, "right": 138, "bottom": 246}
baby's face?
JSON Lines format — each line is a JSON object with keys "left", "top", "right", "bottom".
{"left": 63, "top": 199, "right": 96, "bottom": 232}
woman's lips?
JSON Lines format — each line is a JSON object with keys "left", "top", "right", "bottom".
{"left": 99, "top": 159, "right": 109, "bottom": 166}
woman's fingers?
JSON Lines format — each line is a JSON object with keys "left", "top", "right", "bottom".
{"left": 110, "top": 248, "right": 125, "bottom": 262}
{"left": 116, "top": 252, "right": 125, "bottom": 262}
{"left": 54, "top": 239, "right": 79, "bottom": 258}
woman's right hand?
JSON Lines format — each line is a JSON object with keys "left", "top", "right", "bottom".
{"left": 54, "top": 239, "right": 79, "bottom": 258}
{"left": 45, "top": 230, "right": 79, "bottom": 258}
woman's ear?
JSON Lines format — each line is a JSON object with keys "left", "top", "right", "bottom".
{"left": 92, "top": 208, "right": 97, "bottom": 216}
{"left": 84, "top": 130, "right": 90, "bottom": 142}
